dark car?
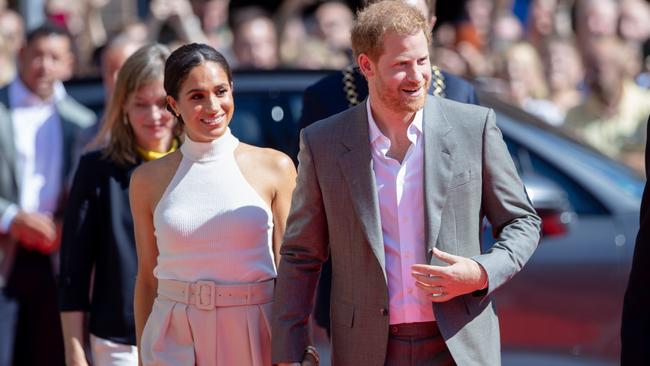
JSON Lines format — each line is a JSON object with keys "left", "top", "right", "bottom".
{"left": 65, "top": 70, "right": 643, "bottom": 365}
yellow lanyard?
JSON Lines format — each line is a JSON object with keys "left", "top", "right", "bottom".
{"left": 136, "top": 138, "right": 179, "bottom": 161}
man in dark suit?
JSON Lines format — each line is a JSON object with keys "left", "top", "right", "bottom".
{"left": 299, "top": 0, "right": 480, "bottom": 334}
{"left": 0, "top": 23, "right": 96, "bottom": 366}
{"left": 621, "top": 116, "right": 650, "bottom": 365}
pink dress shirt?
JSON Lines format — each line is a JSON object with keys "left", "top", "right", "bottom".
{"left": 366, "top": 99, "right": 435, "bottom": 325}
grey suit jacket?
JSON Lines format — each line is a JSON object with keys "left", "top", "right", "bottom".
{"left": 271, "top": 96, "right": 541, "bottom": 365}
{"left": 0, "top": 85, "right": 96, "bottom": 287}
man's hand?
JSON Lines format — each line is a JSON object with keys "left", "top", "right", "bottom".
{"left": 9, "top": 211, "right": 58, "bottom": 253}
{"left": 411, "top": 248, "right": 488, "bottom": 302}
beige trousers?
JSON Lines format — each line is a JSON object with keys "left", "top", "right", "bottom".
{"left": 141, "top": 279, "right": 274, "bottom": 366}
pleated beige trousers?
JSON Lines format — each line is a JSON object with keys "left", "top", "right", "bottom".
{"left": 140, "top": 297, "right": 272, "bottom": 366}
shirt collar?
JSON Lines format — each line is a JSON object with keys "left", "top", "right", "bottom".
{"left": 366, "top": 97, "right": 424, "bottom": 146}
{"left": 9, "top": 76, "right": 67, "bottom": 108}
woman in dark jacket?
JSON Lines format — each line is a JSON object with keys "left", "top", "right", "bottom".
{"left": 58, "top": 44, "right": 180, "bottom": 366}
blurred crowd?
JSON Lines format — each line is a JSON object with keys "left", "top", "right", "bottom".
{"left": 0, "top": 0, "right": 360, "bottom": 79}
{"left": 0, "top": 0, "right": 649, "bottom": 171}
{"left": 445, "top": 0, "right": 650, "bottom": 172}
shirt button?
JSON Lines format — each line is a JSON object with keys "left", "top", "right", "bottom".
{"left": 380, "top": 308, "right": 388, "bottom": 316}
{"left": 407, "top": 287, "right": 413, "bottom": 294}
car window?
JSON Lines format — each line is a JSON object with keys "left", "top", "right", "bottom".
{"left": 491, "top": 103, "right": 644, "bottom": 197}
{"left": 482, "top": 92, "right": 643, "bottom": 203}
{"left": 503, "top": 136, "right": 609, "bottom": 216}
{"left": 525, "top": 123, "right": 643, "bottom": 198}
{"left": 231, "top": 91, "right": 302, "bottom": 159}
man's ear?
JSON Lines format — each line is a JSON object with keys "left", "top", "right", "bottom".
{"left": 18, "top": 44, "right": 26, "bottom": 63}
{"left": 358, "top": 53, "right": 374, "bottom": 78}
{"left": 61, "top": 50, "right": 75, "bottom": 81}
{"left": 17, "top": 44, "right": 28, "bottom": 72}
{"left": 429, "top": 15, "right": 437, "bottom": 32}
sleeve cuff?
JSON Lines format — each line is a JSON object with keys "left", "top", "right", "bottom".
{"left": 471, "top": 260, "right": 489, "bottom": 298}
{"left": 474, "top": 259, "right": 489, "bottom": 290}
{"left": 0, "top": 204, "right": 19, "bottom": 234}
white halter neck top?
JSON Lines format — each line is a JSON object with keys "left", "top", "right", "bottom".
{"left": 153, "top": 129, "right": 275, "bottom": 283}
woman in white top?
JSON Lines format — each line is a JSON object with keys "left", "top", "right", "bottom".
{"left": 130, "top": 43, "right": 296, "bottom": 366}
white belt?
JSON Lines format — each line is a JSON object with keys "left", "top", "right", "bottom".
{"left": 157, "top": 278, "right": 274, "bottom": 310}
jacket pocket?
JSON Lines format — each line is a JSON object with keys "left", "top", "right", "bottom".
{"left": 449, "top": 168, "right": 472, "bottom": 189}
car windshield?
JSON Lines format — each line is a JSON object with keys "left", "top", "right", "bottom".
{"left": 529, "top": 121, "right": 643, "bottom": 198}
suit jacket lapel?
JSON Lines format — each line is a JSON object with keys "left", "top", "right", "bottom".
{"left": 57, "top": 104, "right": 76, "bottom": 182}
{"left": 0, "top": 87, "right": 19, "bottom": 190}
{"left": 337, "top": 101, "right": 386, "bottom": 279}
{"left": 423, "top": 97, "right": 456, "bottom": 265}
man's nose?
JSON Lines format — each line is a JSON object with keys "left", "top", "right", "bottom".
{"left": 39, "top": 55, "right": 56, "bottom": 73}
{"left": 31, "top": 55, "right": 47, "bottom": 72}
{"left": 406, "top": 66, "right": 425, "bottom": 83}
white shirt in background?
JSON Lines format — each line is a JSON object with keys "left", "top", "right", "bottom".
{"left": 0, "top": 78, "right": 65, "bottom": 233}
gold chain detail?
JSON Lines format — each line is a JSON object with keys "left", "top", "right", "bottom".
{"left": 342, "top": 65, "right": 360, "bottom": 107}
{"left": 342, "top": 65, "right": 446, "bottom": 107}
{"left": 431, "top": 65, "right": 446, "bottom": 98}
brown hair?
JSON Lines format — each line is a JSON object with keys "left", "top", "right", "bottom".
{"left": 351, "top": 0, "right": 431, "bottom": 61}
{"left": 164, "top": 43, "right": 232, "bottom": 101}
{"left": 89, "top": 43, "right": 181, "bottom": 166}
{"left": 363, "top": 0, "right": 436, "bottom": 19}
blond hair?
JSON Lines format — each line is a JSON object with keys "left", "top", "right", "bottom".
{"left": 89, "top": 44, "right": 181, "bottom": 166}
{"left": 351, "top": 0, "right": 431, "bottom": 61}
{"left": 502, "top": 42, "right": 549, "bottom": 99}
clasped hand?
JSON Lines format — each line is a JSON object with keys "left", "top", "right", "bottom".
{"left": 9, "top": 211, "right": 60, "bottom": 254}
{"left": 411, "top": 247, "right": 488, "bottom": 302}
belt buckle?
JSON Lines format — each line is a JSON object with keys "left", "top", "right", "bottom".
{"left": 195, "top": 280, "right": 215, "bottom": 310}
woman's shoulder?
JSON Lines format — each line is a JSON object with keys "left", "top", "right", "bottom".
{"left": 237, "top": 143, "right": 295, "bottom": 175}
{"left": 131, "top": 150, "right": 182, "bottom": 190}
